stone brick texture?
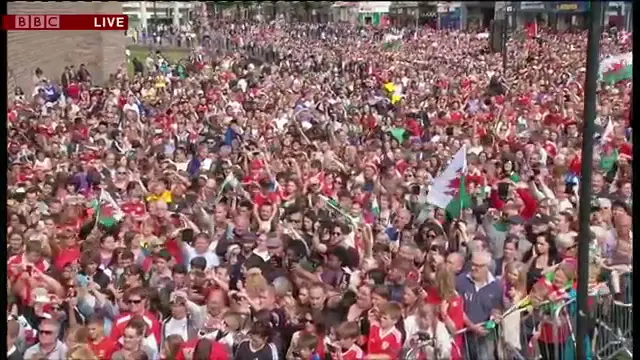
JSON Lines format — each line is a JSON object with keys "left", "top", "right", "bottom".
{"left": 8, "top": 2, "right": 126, "bottom": 92}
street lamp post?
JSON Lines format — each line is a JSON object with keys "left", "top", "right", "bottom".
{"left": 502, "top": 3, "right": 513, "bottom": 73}
{"left": 576, "top": 2, "right": 604, "bottom": 359}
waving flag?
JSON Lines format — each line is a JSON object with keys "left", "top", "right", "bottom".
{"left": 383, "top": 33, "right": 403, "bottom": 51}
{"left": 91, "top": 190, "right": 124, "bottom": 227}
{"left": 426, "top": 145, "right": 472, "bottom": 219}
{"left": 370, "top": 196, "right": 380, "bottom": 217}
{"left": 599, "top": 52, "right": 632, "bottom": 85}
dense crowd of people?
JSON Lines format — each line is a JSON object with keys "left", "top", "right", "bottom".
{"left": 130, "top": 23, "right": 198, "bottom": 48}
{"left": 6, "top": 18, "right": 633, "bottom": 360}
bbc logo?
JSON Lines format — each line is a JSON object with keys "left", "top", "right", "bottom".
{"left": 15, "top": 15, "right": 60, "bottom": 29}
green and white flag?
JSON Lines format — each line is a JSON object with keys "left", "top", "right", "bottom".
{"left": 215, "top": 172, "right": 241, "bottom": 202}
{"left": 599, "top": 52, "right": 632, "bottom": 85}
{"left": 382, "top": 33, "right": 403, "bottom": 51}
{"left": 426, "top": 145, "right": 472, "bottom": 219}
{"left": 221, "top": 172, "right": 239, "bottom": 190}
{"left": 318, "top": 194, "right": 360, "bottom": 225}
{"left": 370, "top": 196, "right": 380, "bottom": 217}
{"left": 92, "top": 189, "right": 124, "bottom": 227}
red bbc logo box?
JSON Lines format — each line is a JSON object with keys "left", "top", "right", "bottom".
{"left": 14, "top": 15, "right": 60, "bottom": 29}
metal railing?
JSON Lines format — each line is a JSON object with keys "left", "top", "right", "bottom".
{"left": 405, "top": 272, "right": 632, "bottom": 360}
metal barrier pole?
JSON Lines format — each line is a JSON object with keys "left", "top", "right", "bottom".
{"left": 576, "top": 3, "right": 603, "bottom": 358}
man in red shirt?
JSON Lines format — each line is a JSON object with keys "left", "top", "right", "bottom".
{"left": 366, "top": 302, "right": 403, "bottom": 359}
{"left": 88, "top": 314, "right": 117, "bottom": 360}
{"left": 109, "top": 287, "right": 162, "bottom": 352}
{"left": 8, "top": 240, "right": 49, "bottom": 283}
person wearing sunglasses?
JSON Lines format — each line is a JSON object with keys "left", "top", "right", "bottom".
{"left": 109, "top": 287, "right": 162, "bottom": 355}
{"left": 23, "top": 319, "right": 68, "bottom": 360}
{"left": 286, "top": 312, "right": 327, "bottom": 360}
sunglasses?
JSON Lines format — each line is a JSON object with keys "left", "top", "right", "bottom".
{"left": 300, "top": 318, "right": 314, "bottom": 324}
{"left": 127, "top": 298, "right": 143, "bottom": 305}
{"left": 39, "top": 330, "right": 54, "bottom": 335}
{"left": 332, "top": 232, "right": 342, "bottom": 236}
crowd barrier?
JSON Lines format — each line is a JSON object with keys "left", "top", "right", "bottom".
{"left": 406, "top": 273, "right": 632, "bottom": 360}
{"left": 202, "top": 35, "right": 284, "bottom": 65}
{"left": 128, "top": 32, "right": 198, "bottom": 49}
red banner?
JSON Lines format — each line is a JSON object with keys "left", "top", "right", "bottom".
{"left": 526, "top": 22, "right": 538, "bottom": 38}
{"left": 2, "top": 14, "right": 128, "bottom": 31}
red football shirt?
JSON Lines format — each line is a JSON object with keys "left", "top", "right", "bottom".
{"left": 366, "top": 324, "right": 402, "bottom": 359}
{"left": 89, "top": 337, "right": 117, "bottom": 360}
{"left": 340, "top": 344, "right": 365, "bottom": 360}
{"left": 175, "top": 339, "right": 230, "bottom": 360}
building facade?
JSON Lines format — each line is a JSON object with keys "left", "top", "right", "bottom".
{"left": 503, "top": 1, "right": 632, "bottom": 31}
{"left": 434, "top": 1, "right": 632, "bottom": 31}
{"left": 122, "top": 1, "right": 196, "bottom": 29}
{"left": 8, "top": 1, "right": 126, "bottom": 91}
{"left": 357, "top": 1, "right": 392, "bottom": 26}
{"left": 330, "top": 2, "right": 359, "bottom": 23}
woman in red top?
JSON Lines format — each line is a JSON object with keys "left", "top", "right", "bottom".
{"left": 424, "top": 265, "right": 465, "bottom": 360}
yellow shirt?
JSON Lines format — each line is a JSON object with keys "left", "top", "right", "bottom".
{"left": 146, "top": 190, "right": 172, "bottom": 204}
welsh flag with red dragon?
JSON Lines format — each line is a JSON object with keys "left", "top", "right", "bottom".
{"left": 425, "top": 145, "right": 472, "bottom": 219}
{"left": 89, "top": 189, "right": 125, "bottom": 227}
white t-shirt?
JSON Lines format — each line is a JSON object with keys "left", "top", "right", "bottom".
{"left": 183, "top": 244, "right": 219, "bottom": 270}
{"left": 123, "top": 103, "right": 140, "bottom": 118}
{"left": 164, "top": 317, "right": 188, "bottom": 340}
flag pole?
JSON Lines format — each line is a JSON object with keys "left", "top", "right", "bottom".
{"left": 458, "top": 144, "right": 467, "bottom": 221}
{"left": 94, "top": 189, "right": 103, "bottom": 228}
{"left": 576, "top": 2, "right": 603, "bottom": 359}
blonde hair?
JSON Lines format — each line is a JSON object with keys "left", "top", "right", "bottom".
{"left": 66, "top": 344, "right": 99, "bottom": 360}
{"left": 588, "top": 262, "right": 602, "bottom": 284}
{"left": 245, "top": 273, "right": 268, "bottom": 298}
{"left": 380, "top": 301, "right": 403, "bottom": 321}
{"left": 504, "top": 261, "right": 527, "bottom": 294}
{"left": 223, "top": 311, "right": 243, "bottom": 332}
{"left": 435, "top": 265, "right": 457, "bottom": 301}
{"left": 555, "top": 261, "right": 577, "bottom": 283}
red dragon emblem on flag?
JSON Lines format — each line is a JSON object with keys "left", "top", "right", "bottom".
{"left": 444, "top": 169, "right": 464, "bottom": 197}
{"left": 603, "top": 61, "right": 626, "bottom": 78}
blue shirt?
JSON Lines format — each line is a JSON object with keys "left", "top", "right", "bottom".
{"left": 385, "top": 226, "right": 399, "bottom": 242}
{"left": 456, "top": 272, "right": 503, "bottom": 324}
{"left": 44, "top": 86, "right": 59, "bottom": 103}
